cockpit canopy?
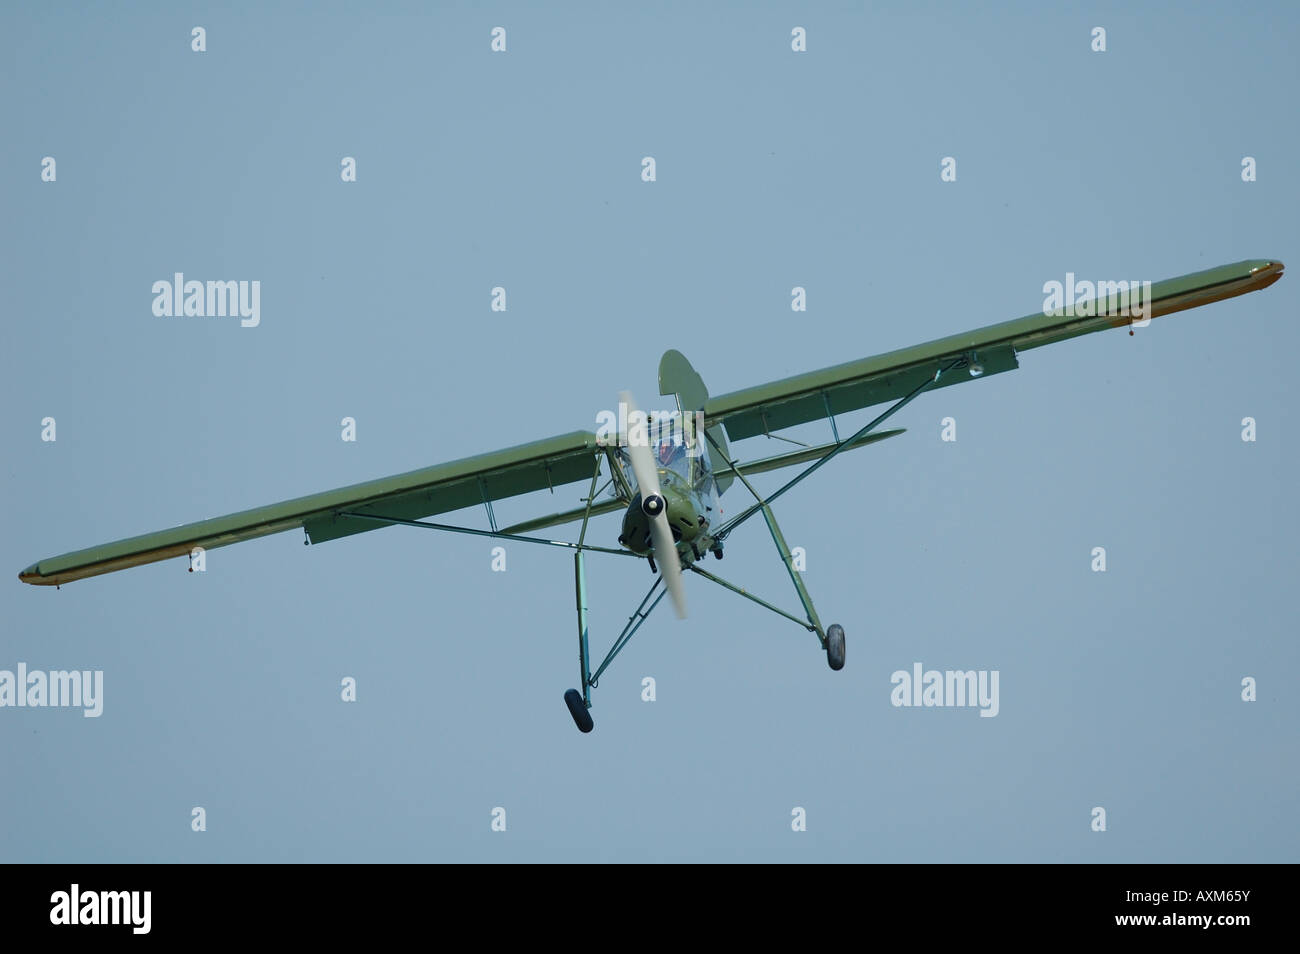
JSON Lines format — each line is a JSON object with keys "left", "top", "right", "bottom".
{"left": 615, "top": 434, "right": 715, "bottom": 498}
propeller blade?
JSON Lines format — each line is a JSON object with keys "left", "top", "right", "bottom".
{"left": 620, "top": 390, "right": 687, "bottom": 619}
{"left": 649, "top": 510, "right": 687, "bottom": 619}
{"left": 620, "top": 390, "right": 661, "bottom": 500}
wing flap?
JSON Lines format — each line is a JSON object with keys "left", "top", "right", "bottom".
{"left": 303, "top": 434, "right": 602, "bottom": 544}
{"left": 719, "top": 345, "right": 1018, "bottom": 440}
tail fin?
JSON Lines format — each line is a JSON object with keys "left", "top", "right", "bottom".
{"left": 659, "top": 349, "right": 735, "bottom": 494}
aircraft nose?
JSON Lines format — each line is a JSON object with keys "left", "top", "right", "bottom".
{"left": 664, "top": 489, "right": 700, "bottom": 542}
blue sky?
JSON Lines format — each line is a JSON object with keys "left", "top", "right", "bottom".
{"left": 2, "top": 1, "right": 1296, "bottom": 862}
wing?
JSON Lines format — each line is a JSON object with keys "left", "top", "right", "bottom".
{"left": 707, "top": 260, "right": 1283, "bottom": 441}
{"left": 20, "top": 259, "right": 1283, "bottom": 587}
{"left": 20, "top": 431, "right": 606, "bottom": 586}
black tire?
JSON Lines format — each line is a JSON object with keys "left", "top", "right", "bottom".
{"left": 826, "top": 624, "right": 846, "bottom": 671}
{"left": 564, "top": 688, "right": 594, "bottom": 733}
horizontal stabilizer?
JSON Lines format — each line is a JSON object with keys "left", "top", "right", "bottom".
{"left": 500, "top": 499, "right": 627, "bottom": 535}
{"left": 717, "top": 428, "right": 905, "bottom": 480}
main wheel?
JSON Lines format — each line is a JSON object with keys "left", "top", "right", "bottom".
{"left": 826, "top": 624, "right": 846, "bottom": 671}
{"left": 564, "top": 688, "right": 594, "bottom": 733}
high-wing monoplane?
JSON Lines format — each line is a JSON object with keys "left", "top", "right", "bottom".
{"left": 21, "top": 260, "right": 1284, "bottom": 731}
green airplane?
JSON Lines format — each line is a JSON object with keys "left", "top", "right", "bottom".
{"left": 19, "top": 259, "right": 1284, "bottom": 732}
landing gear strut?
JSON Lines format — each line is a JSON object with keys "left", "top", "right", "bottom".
{"left": 565, "top": 551, "right": 668, "bottom": 733}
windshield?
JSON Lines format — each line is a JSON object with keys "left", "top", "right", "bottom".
{"left": 617, "top": 440, "right": 696, "bottom": 489}
{"left": 653, "top": 438, "right": 692, "bottom": 480}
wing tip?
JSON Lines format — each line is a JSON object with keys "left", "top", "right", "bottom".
{"left": 19, "top": 564, "right": 49, "bottom": 585}
{"left": 1250, "top": 260, "right": 1284, "bottom": 290}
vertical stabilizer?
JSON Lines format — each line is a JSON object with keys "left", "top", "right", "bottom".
{"left": 658, "top": 349, "right": 734, "bottom": 494}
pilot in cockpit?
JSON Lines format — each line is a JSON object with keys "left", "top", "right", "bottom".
{"left": 656, "top": 438, "right": 687, "bottom": 474}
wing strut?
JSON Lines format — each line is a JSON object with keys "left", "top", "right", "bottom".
{"left": 699, "top": 421, "right": 830, "bottom": 646}
{"left": 335, "top": 512, "right": 637, "bottom": 558}
{"left": 713, "top": 355, "right": 967, "bottom": 540}
{"left": 586, "top": 574, "right": 666, "bottom": 690}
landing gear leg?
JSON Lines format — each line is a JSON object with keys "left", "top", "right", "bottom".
{"left": 755, "top": 501, "right": 828, "bottom": 651}
{"left": 565, "top": 551, "right": 670, "bottom": 733}
{"left": 564, "top": 550, "right": 595, "bottom": 733}
{"left": 701, "top": 430, "right": 843, "bottom": 667}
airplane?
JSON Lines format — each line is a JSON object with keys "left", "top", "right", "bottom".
{"left": 19, "top": 259, "right": 1284, "bottom": 732}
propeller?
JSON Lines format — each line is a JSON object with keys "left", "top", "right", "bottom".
{"left": 620, "top": 390, "right": 687, "bottom": 619}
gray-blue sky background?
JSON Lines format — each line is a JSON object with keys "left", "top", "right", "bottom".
{"left": 2, "top": 1, "right": 1296, "bottom": 862}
